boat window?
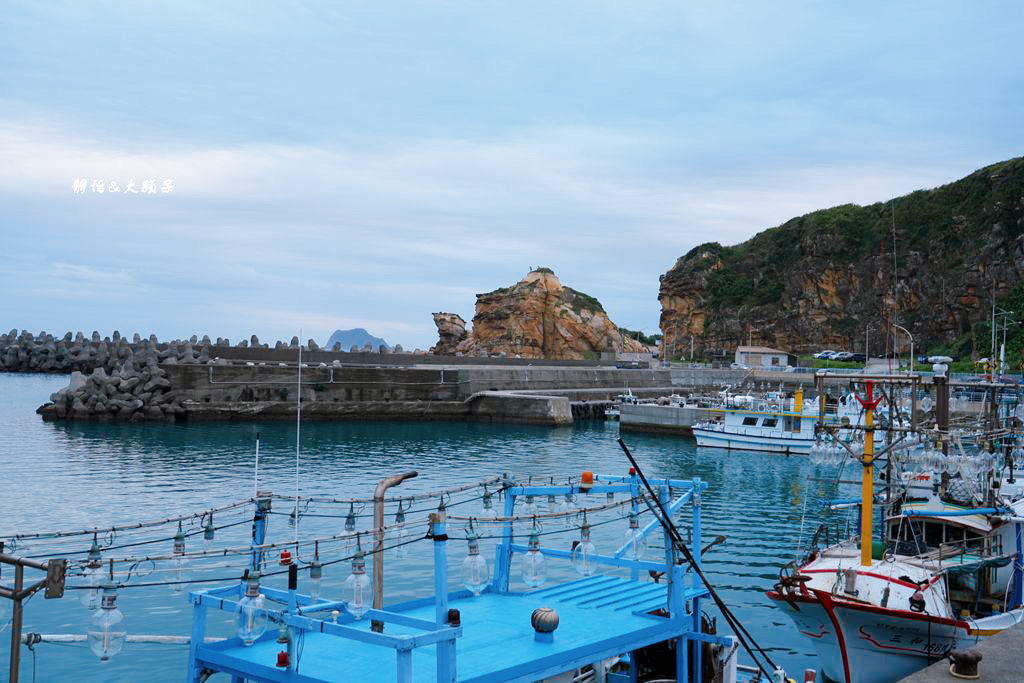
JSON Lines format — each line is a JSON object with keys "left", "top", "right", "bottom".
{"left": 742, "top": 417, "right": 758, "bottom": 426}
{"left": 762, "top": 418, "right": 778, "bottom": 427}
{"left": 924, "top": 522, "right": 943, "bottom": 548}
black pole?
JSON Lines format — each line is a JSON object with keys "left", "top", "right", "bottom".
{"left": 617, "top": 438, "right": 778, "bottom": 677}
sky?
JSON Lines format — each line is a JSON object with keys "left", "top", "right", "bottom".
{"left": 2, "top": 1, "right": 1022, "bottom": 350}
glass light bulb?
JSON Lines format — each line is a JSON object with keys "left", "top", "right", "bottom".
{"left": 572, "top": 528, "right": 598, "bottom": 576}
{"left": 87, "top": 586, "right": 126, "bottom": 662}
{"left": 236, "top": 578, "right": 268, "bottom": 646}
{"left": 556, "top": 494, "right": 576, "bottom": 527}
{"left": 461, "top": 537, "right": 490, "bottom": 595}
{"left": 520, "top": 495, "right": 538, "bottom": 517}
{"left": 344, "top": 552, "right": 371, "bottom": 619}
{"left": 393, "top": 523, "right": 409, "bottom": 559}
{"left": 203, "top": 524, "right": 215, "bottom": 553}
{"left": 81, "top": 561, "right": 103, "bottom": 610}
{"left": 520, "top": 533, "right": 546, "bottom": 588}
{"left": 479, "top": 494, "right": 497, "bottom": 520}
{"left": 170, "top": 528, "right": 190, "bottom": 594}
{"left": 309, "top": 562, "right": 322, "bottom": 603}
{"left": 344, "top": 504, "right": 357, "bottom": 533}
{"left": 622, "top": 514, "right": 647, "bottom": 561}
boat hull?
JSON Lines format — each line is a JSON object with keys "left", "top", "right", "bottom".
{"left": 767, "top": 589, "right": 1023, "bottom": 683}
{"left": 691, "top": 427, "right": 813, "bottom": 454}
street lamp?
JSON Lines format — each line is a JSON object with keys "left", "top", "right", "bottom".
{"left": 865, "top": 324, "right": 875, "bottom": 362}
{"left": 892, "top": 324, "right": 914, "bottom": 373}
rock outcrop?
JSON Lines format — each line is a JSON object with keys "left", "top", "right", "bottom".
{"left": 659, "top": 157, "right": 1024, "bottom": 358}
{"left": 430, "top": 313, "right": 470, "bottom": 355}
{"left": 431, "top": 269, "right": 647, "bottom": 360}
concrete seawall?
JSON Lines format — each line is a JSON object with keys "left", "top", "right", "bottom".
{"left": 618, "top": 403, "right": 713, "bottom": 435}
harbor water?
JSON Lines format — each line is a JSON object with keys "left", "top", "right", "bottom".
{"left": 0, "top": 373, "right": 837, "bottom": 681}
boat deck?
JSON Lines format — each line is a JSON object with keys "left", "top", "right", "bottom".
{"left": 194, "top": 575, "right": 707, "bottom": 682}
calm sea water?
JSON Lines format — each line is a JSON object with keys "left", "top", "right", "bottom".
{"left": 0, "top": 373, "right": 842, "bottom": 681}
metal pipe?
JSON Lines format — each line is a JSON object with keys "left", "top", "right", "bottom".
{"left": 893, "top": 324, "right": 913, "bottom": 376}
{"left": 904, "top": 508, "right": 1005, "bottom": 518}
{"left": 372, "top": 471, "right": 418, "bottom": 632}
{"left": 21, "top": 634, "right": 224, "bottom": 644}
{"left": 9, "top": 563, "right": 22, "bottom": 683}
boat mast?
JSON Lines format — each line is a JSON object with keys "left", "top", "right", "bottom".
{"left": 857, "top": 380, "right": 883, "bottom": 567}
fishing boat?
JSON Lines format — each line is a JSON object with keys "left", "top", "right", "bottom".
{"left": 768, "top": 372, "right": 1024, "bottom": 683}
{"left": 691, "top": 388, "right": 874, "bottom": 454}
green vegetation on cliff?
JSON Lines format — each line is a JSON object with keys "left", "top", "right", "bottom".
{"left": 660, "top": 157, "right": 1024, "bottom": 356}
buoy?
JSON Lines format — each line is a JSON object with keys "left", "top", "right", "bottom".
{"left": 279, "top": 549, "right": 292, "bottom": 565}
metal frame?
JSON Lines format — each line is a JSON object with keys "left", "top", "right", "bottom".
{"left": 186, "top": 474, "right": 724, "bottom": 683}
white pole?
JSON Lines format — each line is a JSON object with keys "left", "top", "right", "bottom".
{"left": 254, "top": 432, "right": 260, "bottom": 499}
{"left": 295, "top": 329, "right": 302, "bottom": 545}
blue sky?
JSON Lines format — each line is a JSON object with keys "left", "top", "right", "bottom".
{"left": 2, "top": 1, "right": 1022, "bottom": 350}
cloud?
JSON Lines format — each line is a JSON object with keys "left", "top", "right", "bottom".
{"left": 0, "top": 111, "right": 1015, "bottom": 349}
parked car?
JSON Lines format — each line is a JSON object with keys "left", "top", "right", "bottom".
{"left": 848, "top": 353, "right": 866, "bottom": 362}
{"left": 813, "top": 350, "right": 835, "bottom": 359}
{"left": 832, "top": 352, "right": 855, "bottom": 361}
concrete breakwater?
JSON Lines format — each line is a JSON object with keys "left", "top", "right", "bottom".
{"left": 36, "top": 357, "right": 689, "bottom": 426}
{"left": 0, "top": 328, "right": 419, "bottom": 375}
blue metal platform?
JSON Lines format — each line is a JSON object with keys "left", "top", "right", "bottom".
{"left": 187, "top": 474, "right": 732, "bottom": 683}
{"left": 192, "top": 577, "right": 709, "bottom": 682}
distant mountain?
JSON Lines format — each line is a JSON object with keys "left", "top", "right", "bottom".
{"left": 324, "top": 328, "right": 389, "bottom": 351}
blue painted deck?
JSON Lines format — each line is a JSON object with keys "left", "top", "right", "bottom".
{"left": 193, "top": 576, "right": 708, "bottom": 682}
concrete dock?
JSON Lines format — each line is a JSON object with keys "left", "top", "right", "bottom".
{"left": 899, "top": 621, "right": 1024, "bottom": 682}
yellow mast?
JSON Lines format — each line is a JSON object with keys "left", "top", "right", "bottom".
{"left": 858, "top": 380, "right": 881, "bottom": 567}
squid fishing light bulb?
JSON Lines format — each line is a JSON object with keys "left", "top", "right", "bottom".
{"left": 203, "top": 516, "right": 216, "bottom": 552}
{"left": 87, "top": 584, "right": 126, "bottom": 662}
{"left": 236, "top": 573, "right": 268, "bottom": 646}
{"left": 520, "top": 495, "right": 539, "bottom": 517}
{"left": 170, "top": 522, "right": 190, "bottom": 594}
{"left": 393, "top": 501, "right": 409, "bottom": 559}
{"left": 479, "top": 491, "right": 497, "bottom": 520}
{"left": 309, "top": 542, "right": 323, "bottom": 603}
{"left": 81, "top": 537, "right": 103, "bottom": 610}
{"left": 571, "top": 519, "right": 597, "bottom": 577}
{"left": 622, "top": 511, "right": 647, "bottom": 561}
{"left": 461, "top": 525, "right": 490, "bottom": 595}
{"left": 556, "top": 492, "right": 576, "bottom": 527}
{"left": 344, "top": 549, "right": 371, "bottom": 619}
{"left": 520, "top": 527, "right": 546, "bottom": 588}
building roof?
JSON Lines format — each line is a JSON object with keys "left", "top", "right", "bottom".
{"left": 736, "top": 345, "right": 789, "bottom": 354}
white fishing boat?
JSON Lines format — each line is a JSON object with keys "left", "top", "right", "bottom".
{"left": 769, "top": 497, "right": 1024, "bottom": 683}
{"left": 691, "top": 389, "right": 870, "bottom": 454}
{"left": 768, "top": 373, "right": 1024, "bottom": 683}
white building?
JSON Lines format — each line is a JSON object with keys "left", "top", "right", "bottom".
{"left": 734, "top": 345, "right": 793, "bottom": 368}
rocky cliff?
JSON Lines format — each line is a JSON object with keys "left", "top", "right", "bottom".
{"left": 659, "top": 157, "right": 1024, "bottom": 358}
{"left": 432, "top": 269, "right": 647, "bottom": 359}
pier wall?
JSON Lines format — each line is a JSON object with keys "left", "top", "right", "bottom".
{"left": 153, "top": 364, "right": 675, "bottom": 426}
{"left": 618, "top": 404, "right": 714, "bottom": 435}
